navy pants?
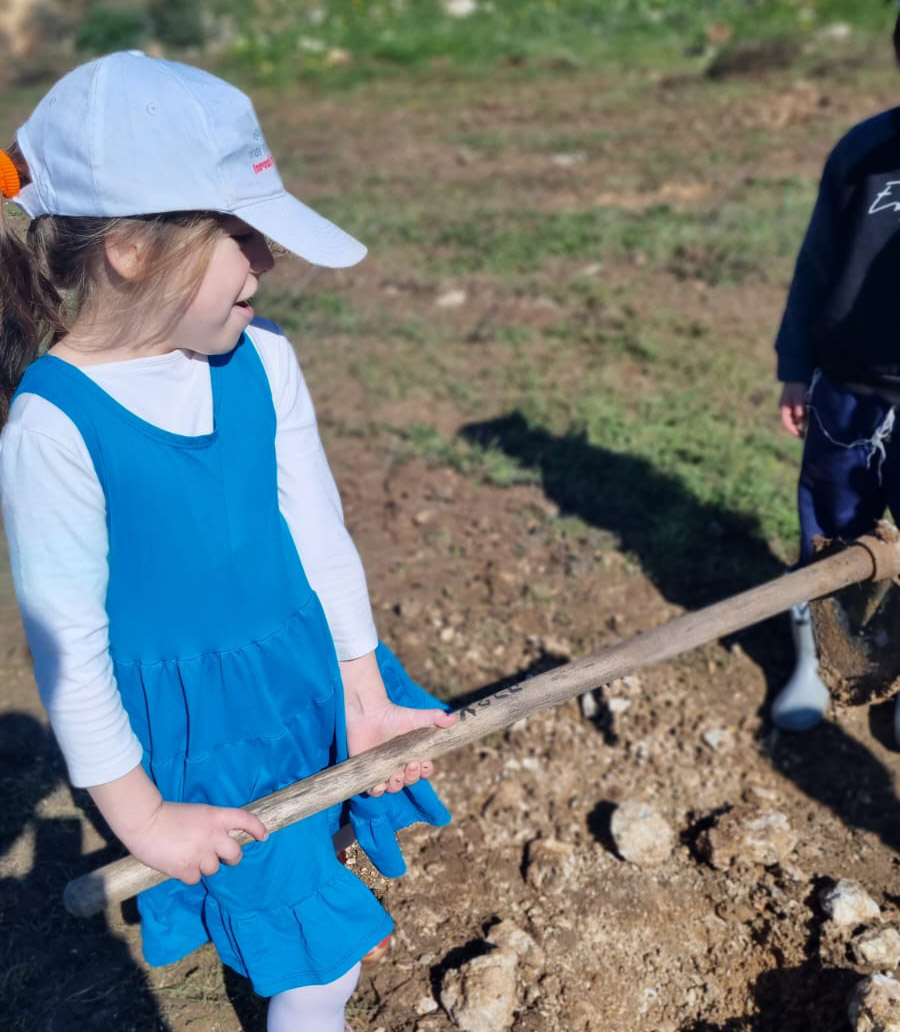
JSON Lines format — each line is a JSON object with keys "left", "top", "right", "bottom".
{"left": 798, "top": 372, "right": 900, "bottom": 563}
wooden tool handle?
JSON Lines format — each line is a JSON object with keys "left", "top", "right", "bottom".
{"left": 63, "top": 532, "right": 899, "bottom": 917}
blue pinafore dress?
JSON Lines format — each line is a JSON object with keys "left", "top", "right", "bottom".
{"left": 17, "top": 333, "right": 451, "bottom": 996}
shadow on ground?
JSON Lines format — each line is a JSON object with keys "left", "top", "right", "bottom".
{"left": 225, "top": 967, "right": 267, "bottom": 1030}
{"left": 460, "top": 412, "right": 787, "bottom": 613}
{"left": 0, "top": 712, "right": 173, "bottom": 1032}
{"left": 680, "top": 963, "right": 858, "bottom": 1031}
{"left": 460, "top": 412, "right": 900, "bottom": 853}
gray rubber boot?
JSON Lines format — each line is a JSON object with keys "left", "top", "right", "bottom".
{"left": 770, "top": 602, "right": 830, "bottom": 731}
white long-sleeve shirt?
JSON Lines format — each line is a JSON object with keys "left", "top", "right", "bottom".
{"left": 0, "top": 319, "right": 377, "bottom": 787}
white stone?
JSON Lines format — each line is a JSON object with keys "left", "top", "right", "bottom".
{"left": 579, "top": 690, "right": 600, "bottom": 720}
{"left": 609, "top": 800, "right": 674, "bottom": 867}
{"left": 436, "top": 289, "right": 468, "bottom": 308}
{"left": 851, "top": 926, "right": 900, "bottom": 971}
{"left": 443, "top": 0, "right": 477, "bottom": 16}
{"left": 416, "top": 996, "right": 439, "bottom": 1015}
{"left": 551, "top": 151, "right": 587, "bottom": 167}
{"left": 822, "top": 880, "right": 881, "bottom": 927}
{"left": 440, "top": 950, "right": 517, "bottom": 1031}
{"left": 820, "top": 22, "right": 852, "bottom": 41}
{"left": 848, "top": 974, "right": 900, "bottom": 1032}
{"left": 702, "top": 727, "right": 732, "bottom": 751}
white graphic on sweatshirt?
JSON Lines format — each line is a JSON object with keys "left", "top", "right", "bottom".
{"left": 869, "top": 181, "right": 900, "bottom": 214}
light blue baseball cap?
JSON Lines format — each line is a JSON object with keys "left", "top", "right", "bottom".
{"left": 14, "top": 50, "right": 367, "bottom": 268}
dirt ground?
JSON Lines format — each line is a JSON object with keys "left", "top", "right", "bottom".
{"left": 3, "top": 44, "right": 900, "bottom": 1032}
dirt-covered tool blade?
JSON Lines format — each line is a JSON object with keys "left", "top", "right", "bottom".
{"left": 811, "top": 522, "right": 900, "bottom": 706}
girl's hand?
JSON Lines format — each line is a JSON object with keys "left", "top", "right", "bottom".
{"left": 123, "top": 800, "right": 269, "bottom": 884}
{"left": 89, "top": 765, "right": 268, "bottom": 884}
{"left": 340, "top": 651, "right": 457, "bottom": 796}
{"left": 780, "top": 381, "right": 808, "bottom": 437}
{"left": 345, "top": 700, "right": 457, "bottom": 797}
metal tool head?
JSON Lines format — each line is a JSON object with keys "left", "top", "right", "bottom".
{"left": 811, "top": 522, "right": 900, "bottom": 706}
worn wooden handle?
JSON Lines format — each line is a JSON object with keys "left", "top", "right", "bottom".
{"left": 63, "top": 532, "right": 900, "bottom": 917}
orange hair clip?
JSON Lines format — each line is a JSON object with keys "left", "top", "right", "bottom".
{"left": 0, "top": 150, "right": 21, "bottom": 199}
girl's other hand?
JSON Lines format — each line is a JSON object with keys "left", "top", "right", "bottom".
{"left": 125, "top": 800, "right": 269, "bottom": 884}
{"left": 345, "top": 700, "right": 457, "bottom": 797}
{"left": 89, "top": 765, "right": 268, "bottom": 884}
{"left": 779, "top": 381, "right": 808, "bottom": 437}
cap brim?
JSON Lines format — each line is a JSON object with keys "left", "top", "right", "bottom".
{"left": 234, "top": 192, "right": 366, "bottom": 269}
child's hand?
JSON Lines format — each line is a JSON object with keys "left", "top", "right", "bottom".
{"left": 123, "top": 800, "right": 270, "bottom": 884}
{"left": 89, "top": 765, "right": 268, "bottom": 884}
{"left": 779, "top": 381, "right": 808, "bottom": 437}
{"left": 340, "top": 651, "right": 456, "bottom": 796}
{"left": 345, "top": 700, "right": 457, "bottom": 797}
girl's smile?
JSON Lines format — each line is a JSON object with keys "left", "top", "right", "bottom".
{"left": 176, "top": 217, "right": 274, "bottom": 357}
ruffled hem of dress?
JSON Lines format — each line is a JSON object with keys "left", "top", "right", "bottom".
{"left": 141, "top": 867, "right": 393, "bottom": 995}
{"left": 349, "top": 781, "right": 451, "bottom": 877}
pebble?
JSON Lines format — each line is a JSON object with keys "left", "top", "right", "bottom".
{"left": 609, "top": 800, "right": 674, "bottom": 868}
{"left": 551, "top": 151, "right": 587, "bottom": 167}
{"left": 416, "top": 996, "right": 439, "bottom": 1015}
{"left": 851, "top": 926, "right": 900, "bottom": 971}
{"left": 435, "top": 289, "right": 467, "bottom": 308}
{"left": 579, "top": 690, "right": 600, "bottom": 720}
{"left": 440, "top": 949, "right": 518, "bottom": 1031}
{"left": 486, "top": 919, "right": 542, "bottom": 961}
{"left": 539, "top": 636, "right": 573, "bottom": 659}
{"left": 848, "top": 974, "right": 900, "bottom": 1032}
{"left": 324, "top": 47, "right": 352, "bottom": 66}
{"left": 443, "top": 0, "right": 477, "bottom": 17}
{"left": 524, "top": 837, "right": 577, "bottom": 890}
{"left": 820, "top": 22, "right": 852, "bottom": 42}
{"left": 697, "top": 805, "right": 797, "bottom": 870}
{"left": 702, "top": 727, "right": 732, "bottom": 752}
{"left": 821, "top": 880, "right": 881, "bottom": 927}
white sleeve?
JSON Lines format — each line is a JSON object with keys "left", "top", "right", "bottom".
{"left": 0, "top": 396, "right": 143, "bottom": 787}
{"left": 250, "top": 323, "right": 378, "bottom": 660}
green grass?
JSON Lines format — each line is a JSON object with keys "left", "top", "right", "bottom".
{"left": 211, "top": 0, "right": 894, "bottom": 85}
{"left": 258, "top": 152, "right": 816, "bottom": 570}
{"left": 59, "top": 1, "right": 897, "bottom": 88}
{"left": 317, "top": 174, "right": 816, "bottom": 282}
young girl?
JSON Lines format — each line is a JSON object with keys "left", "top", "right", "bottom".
{"left": 0, "top": 51, "right": 455, "bottom": 1032}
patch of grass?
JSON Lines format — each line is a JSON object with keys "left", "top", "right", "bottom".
{"left": 397, "top": 422, "right": 541, "bottom": 488}
{"left": 323, "top": 175, "right": 815, "bottom": 283}
{"left": 255, "top": 287, "right": 361, "bottom": 338}
{"left": 210, "top": 0, "right": 892, "bottom": 86}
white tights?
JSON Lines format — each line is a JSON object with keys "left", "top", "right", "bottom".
{"left": 266, "top": 962, "right": 361, "bottom": 1032}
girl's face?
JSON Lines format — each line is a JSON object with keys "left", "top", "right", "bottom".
{"left": 167, "top": 216, "right": 275, "bottom": 357}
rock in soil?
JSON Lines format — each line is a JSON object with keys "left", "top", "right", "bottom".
{"left": 609, "top": 799, "right": 674, "bottom": 867}
{"left": 821, "top": 879, "right": 882, "bottom": 928}
{"left": 440, "top": 949, "right": 518, "bottom": 1032}
{"left": 850, "top": 925, "right": 900, "bottom": 972}
{"left": 524, "top": 837, "right": 577, "bottom": 891}
{"left": 848, "top": 974, "right": 900, "bottom": 1032}
{"left": 697, "top": 804, "right": 797, "bottom": 870}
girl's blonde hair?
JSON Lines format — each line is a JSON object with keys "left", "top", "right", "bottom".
{"left": 0, "top": 142, "right": 223, "bottom": 424}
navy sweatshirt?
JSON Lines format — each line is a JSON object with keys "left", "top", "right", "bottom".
{"left": 775, "top": 107, "right": 900, "bottom": 401}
